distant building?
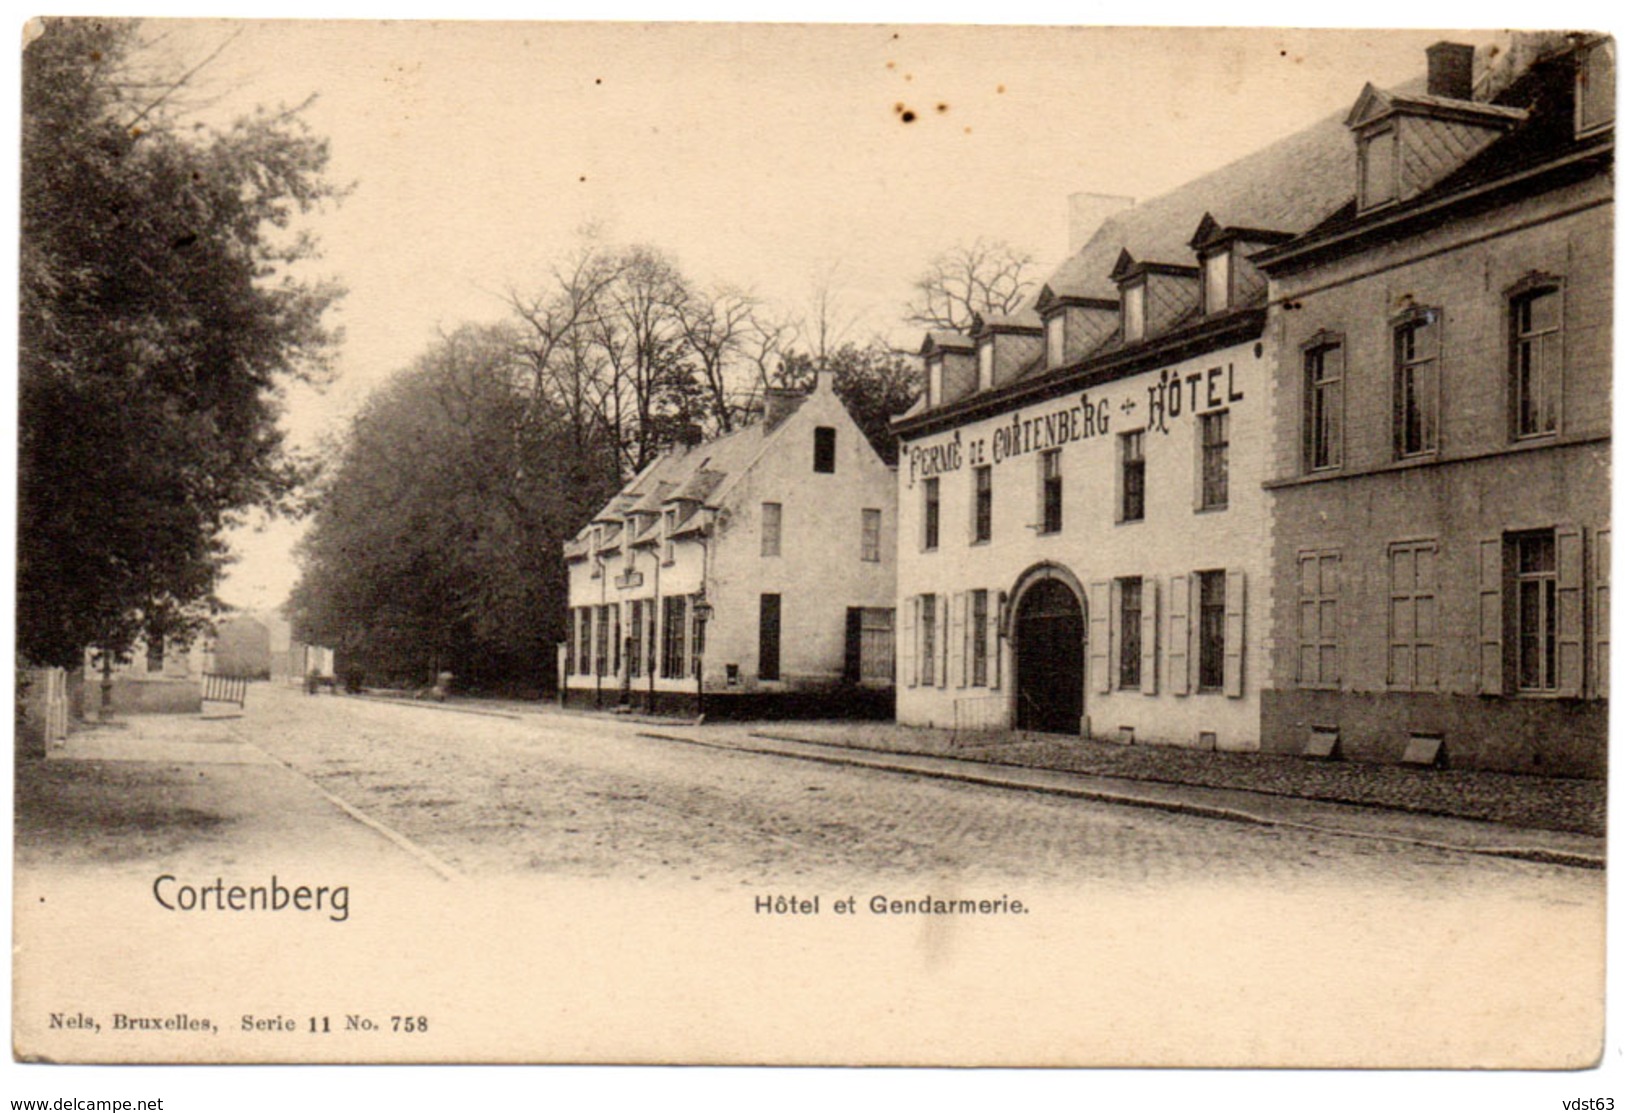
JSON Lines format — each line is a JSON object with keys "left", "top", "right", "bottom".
{"left": 1255, "top": 35, "right": 1613, "bottom": 775}
{"left": 82, "top": 634, "right": 212, "bottom": 716}
{"left": 562, "top": 371, "right": 897, "bottom": 717}
{"left": 212, "top": 614, "right": 272, "bottom": 678}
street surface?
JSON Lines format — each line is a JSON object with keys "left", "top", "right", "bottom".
{"left": 237, "top": 685, "right": 1600, "bottom": 900}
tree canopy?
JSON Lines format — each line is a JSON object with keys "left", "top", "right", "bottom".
{"left": 18, "top": 18, "right": 343, "bottom": 668}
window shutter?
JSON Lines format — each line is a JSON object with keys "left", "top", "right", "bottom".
{"left": 987, "top": 591, "right": 1003, "bottom": 690}
{"left": 1556, "top": 526, "right": 1584, "bottom": 697}
{"left": 1168, "top": 575, "right": 1190, "bottom": 696}
{"left": 1140, "top": 578, "right": 1159, "bottom": 696}
{"left": 1595, "top": 528, "right": 1610, "bottom": 699}
{"left": 1224, "top": 569, "right": 1246, "bottom": 698}
{"left": 950, "top": 592, "right": 967, "bottom": 688}
{"left": 937, "top": 598, "right": 950, "bottom": 689}
{"left": 1107, "top": 580, "right": 1122, "bottom": 694}
{"left": 901, "top": 596, "right": 917, "bottom": 688}
{"left": 1088, "top": 581, "right": 1110, "bottom": 695}
{"left": 1477, "top": 538, "right": 1505, "bottom": 695}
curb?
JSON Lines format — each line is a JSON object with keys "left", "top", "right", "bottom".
{"left": 346, "top": 693, "right": 523, "bottom": 721}
{"left": 635, "top": 730, "right": 1605, "bottom": 872}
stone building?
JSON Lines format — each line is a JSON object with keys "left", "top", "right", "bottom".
{"left": 1255, "top": 35, "right": 1613, "bottom": 775}
{"left": 562, "top": 371, "right": 897, "bottom": 716}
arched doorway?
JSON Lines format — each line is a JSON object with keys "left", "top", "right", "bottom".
{"left": 1013, "top": 576, "right": 1085, "bottom": 734}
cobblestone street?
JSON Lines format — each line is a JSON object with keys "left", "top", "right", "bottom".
{"left": 231, "top": 687, "right": 1601, "bottom": 902}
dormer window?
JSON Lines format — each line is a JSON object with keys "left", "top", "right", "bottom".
{"left": 977, "top": 341, "right": 993, "bottom": 390}
{"left": 927, "top": 358, "right": 943, "bottom": 407}
{"left": 1045, "top": 315, "right": 1065, "bottom": 368}
{"left": 1359, "top": 127, "right": 1398, "bottom": 209}
{"left": 1201, "top": 249, "right": 1231, "bottom": 314}
{"left": 1577, "top": 37, "right": 1615, "bottom": 136}
{"left": 1122, "top": 283, "right": 1146, "bottom": 343}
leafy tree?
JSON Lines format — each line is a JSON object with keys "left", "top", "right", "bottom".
{"left": 906, "top": 237, "right": 1037, "bottom": 331}
{"left": 18, "top": 18, "right": 342, "bottom": 669}
{"left": 775, "top": 343, "right": 921, "bottom": 465}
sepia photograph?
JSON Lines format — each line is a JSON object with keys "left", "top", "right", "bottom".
{"left": 6, "top": 9, "right": 1617, "bottom": 1105}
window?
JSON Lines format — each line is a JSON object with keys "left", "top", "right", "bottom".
{"left": 813, "top": 427, "right": 837, "bottom": 473}
{"left": 1040, "top": 450, "right": 1063, "bottom": 534}
{"left": 661, "top": 595, "right": 687, "bottom": 678}
{"left": 861, "top": 508, "right": 882, "bottom": 562}
{"left": 761, "top": 501, "right": 782, "bottom": 557}
{"left": 1197, "top": 570, "right": 1226, "bottom": 692}
{"left": 1119, "top": 577, "right": 1143, "bottom": 690}
{"left": 662, "top": 509, "right": 676, "bottom": 565}
{"left": 758, "top": 593, "right": 781, "bottom": 681}
{"left": 1577, "top": 37, "right": 1616, "bottom": 135}
{"left": 595, "top": 607, "right": 610, "bottom": 677}
{"left": 972, "top": 466, "right": 992, "bottom": 543}
{"left": 610, "top": 604, "right": 622, "bottom": 677}
{"left": 1512, "top": 287, "right": 1560, "bottom": 438}
{"left": 576, "top": 608, "right": 591, "bottom": 676}
{"left": 977, "top": 342, "right": 994, "bottom": 390}
{"left": 1360, "top": 127, "right": 1398, "bottom": 208}
{"left": 1394, "top": 310, "right": 1440, "bottom": 457}
{"left": 919, "top": 594, "right": 937, "bottom": 687}
{"left": 1045, "top": 315, "right": 1065, "bottom": 368}
{"left": 923, "top": 478, "right": 940, "bottom": 550}
{"left": 927, "top": 359, "right": 943, "bottom": 407}
{"left": 1304, "top": 339, "right": 1344, "bottom": 471}
{"left": 1297, "top": 551, "right": 1341, "bottom": 688}
{"left": 971, "top": 590, "right": 989, "bottom": 687}
{"left": 628, "top": 601, "right": 643, "bottom": 678}
{"left": 1388, "top": 541, "right": 1439, "bottom": 690}
{"left": 690, "top": 595, "right": 706, "bottom": 679}
{"left": 1119, "top": 431, "right": 1145, "bottom": 522}
{"left": 1123, "top": 283, "right": 1146, "bottom": 342}
{"left": 146, "top": 637, "right": 164, "bottom": 674}
{"left": 1516, "top": 532, "right": 1558, "bottom": 691}
{"left": 1199, "top": 410, "right": 1229, "bottom": 509}
{"left": 1202, "top": 249, "right": 1231, "bottom": 314}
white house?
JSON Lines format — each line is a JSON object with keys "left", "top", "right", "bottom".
{"left": 562, "top": 370, "right": 898, "bottom": 717}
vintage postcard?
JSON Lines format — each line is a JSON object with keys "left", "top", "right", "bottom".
{"left": 10, "top": 18, "right": 1611, "bottom": 1084}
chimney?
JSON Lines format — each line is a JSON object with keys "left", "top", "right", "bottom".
{"left": 813, "top": 368, "right": 835, "bottom": 396}
{"left": 1068, "top": 192, "right": 1135, "bottom": 254}
{"left": 1426, "top": 41, "right": 1476, "bottom": 101}
{"left": 762, "top": 388, "right": 800, "bottom": 430}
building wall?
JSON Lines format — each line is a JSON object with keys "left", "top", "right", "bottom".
{"left": 896, "top": 336, "right": 1273, "bottom": 751}
{"left": 1263, "top": 173, "right": 1611, "bottom": 775}
{"left": 562, "top": 385, "right": 898, "bottom": 713}
{"left": 81, "top": 637, "right": 210, "bottom": 716}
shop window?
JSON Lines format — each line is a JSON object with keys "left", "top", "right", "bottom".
{"left": 1119, "top": 431, "right": 1144, "bottom": 522}
{"left": 1118, "top": 577, "right": 1143, "bottom": 690}
{"left": 1297, "top": 550, "right": 1341, "bottom": 688}
{"left": 813, "top": 427, "right": 837, "bottom": 474}
{"left": 761, "top": 501, "right": 782, "bottom": 557}
{"left": 1386, "top": 541, "right": 1438, "bottom": 690}
{"left": 923, "top": 478, "right": 940, "bottom": 551}
{"left": 1303, "top": 336, "right": 1344, "bottom": 471}
{"left": 1510, "top": 285, "right": 1560, "bottom": 439}
{"left": 1393, "top": 309, "right": 1440, "bottom": 458}
{"left": 1199, "top": 410, "right": 1229, "bottom": 510}
{"left": 1040, "top": 450, "right": 1063, "bottom": 534}
{"left": 972, "top": 466, "right": 992, "bottom": 543}
{"left": 861, "top": 508, "right": 882, "bottom": 562}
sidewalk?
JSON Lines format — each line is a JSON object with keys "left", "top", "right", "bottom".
{"left": 624, "top": 719, "right": 1605, "bottom": 870}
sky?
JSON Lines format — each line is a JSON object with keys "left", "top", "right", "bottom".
{"left": 74, "top": 21, "right": 1514, "bottom": 611}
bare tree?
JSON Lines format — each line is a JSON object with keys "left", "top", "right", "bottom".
{"left": 674, "top": 283, "right": 766, "bottom": 434}
{"left": 906, "top": 237, "right": 1037, "bottom": 332}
